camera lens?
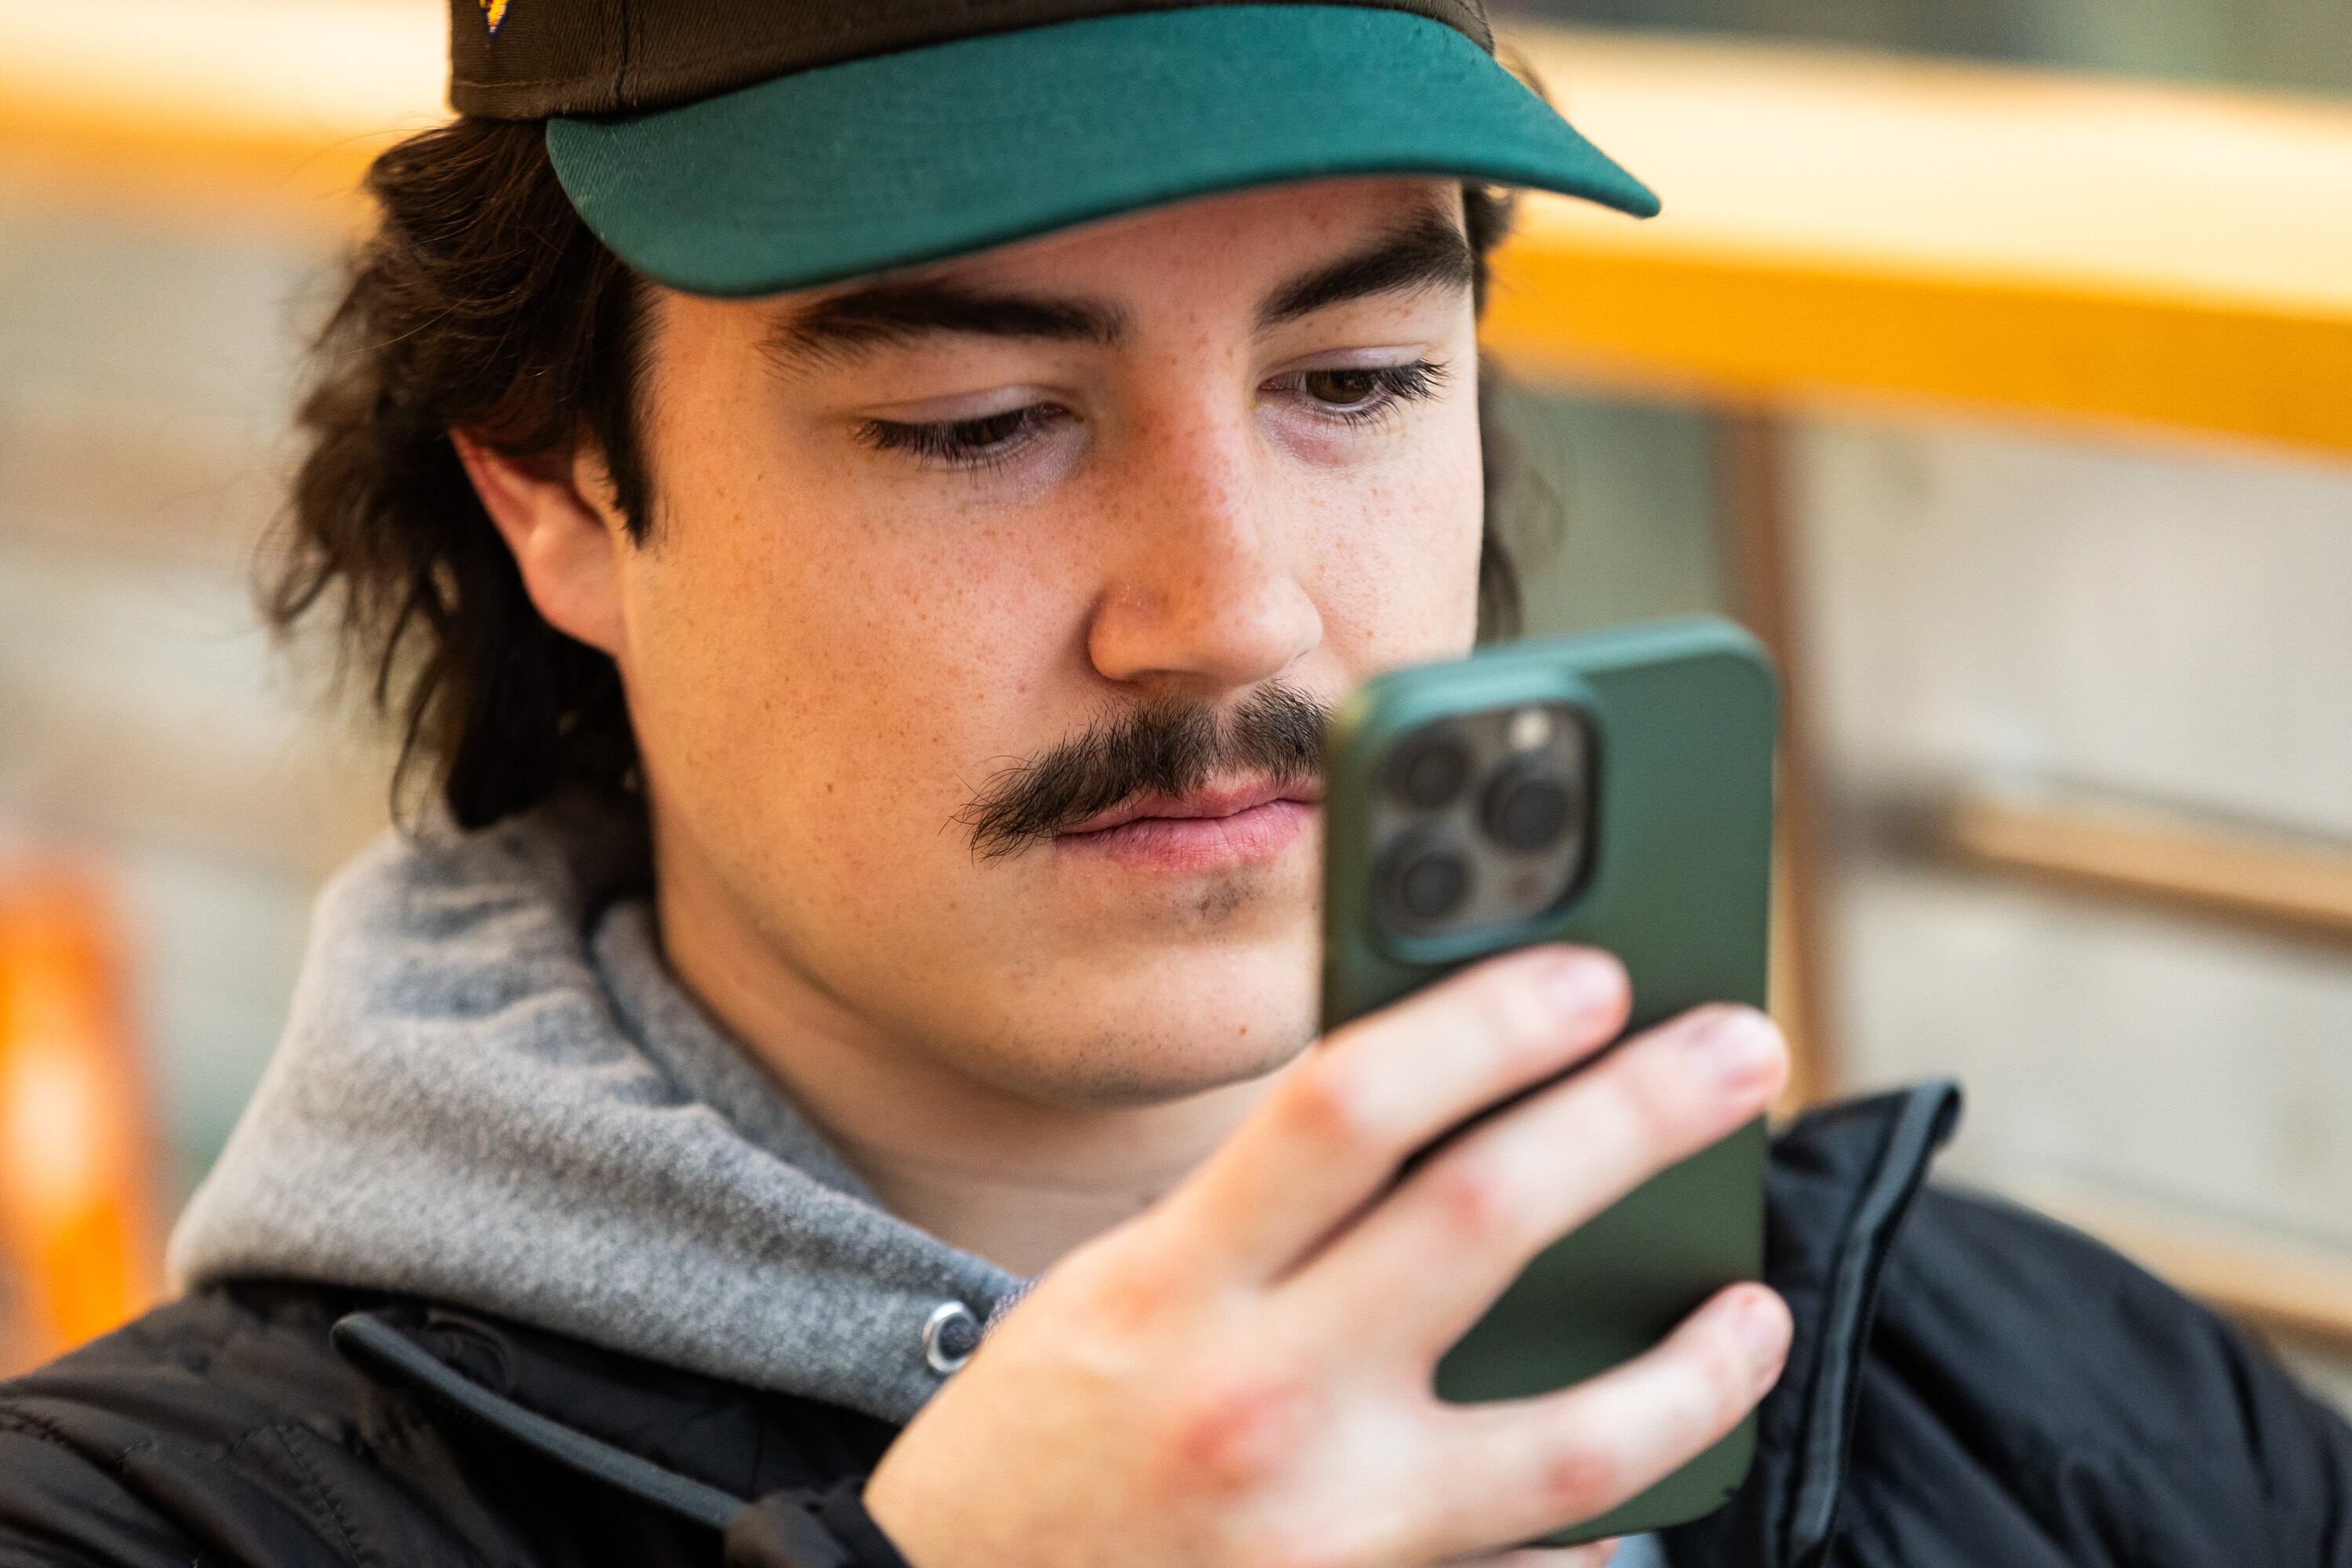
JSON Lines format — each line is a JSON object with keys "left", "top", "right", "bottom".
{"left": 1385, "top": 725, "right": 1471, "bottom": 811}
{"left": 1377, "top": 830, "right": 1472, "bottom": 930}
{"left": 1480, "top": 757, "right": 1577, "bottom": 854}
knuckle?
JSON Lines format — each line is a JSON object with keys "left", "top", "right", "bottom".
{"left": 1573, "top": 949, "right": 1635, "bottom": 1022}
{"left": 1454, "top": 952, "right": 1630, "bottom": 1082}
{"left": 1430, "top": 1151, "right": 1526, "bottom": 1248}
{"left": 1279, "top": 1058, "right": 1388, "bottom": 1159}
{"left": 1650, "top": 1315, "right": 1767, "bottom": 1440}
{"left": 1537, "top": 1444, "right": 1624, "bottom": 1520}
{"left": 1696, "top": 1003, "right": 1786, "bottom": 1065}
{"left": 1621, "top": 1047, "right": 1701, "bottom": 1140}
{"left": 1062, "top": 1236, "right": 1192, "bottom": 1333}
{"left": 1465, "top": 973, "right": 1571, "bottom": 1070}
{"left": 1153, "top": 1364, "right": 1319, "bottom": 1498}
{"left": 1614, "top": 1017, "right": 1744, "bottom": 1141}
{"left": 1553, "top": 1073, "right": 1670, "bottom": 1192}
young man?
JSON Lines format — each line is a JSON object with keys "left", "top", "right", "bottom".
{"left": 4, "top": 2, "right": 2348, "bottom": 1565}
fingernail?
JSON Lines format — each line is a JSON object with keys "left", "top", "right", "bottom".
{"left": 1544, "top": 953, "right": 1621, "bottom": 1016}
{"left": 1687, "top": 1007, "right": 1780, "bottom": 1087}
{"left": 1733, "top": 1289, "right": 1791, "bottom": 1370}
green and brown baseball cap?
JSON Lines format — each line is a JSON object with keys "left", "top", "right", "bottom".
{"left": 447, "top": 0, "right": 1657, "bottom": 299}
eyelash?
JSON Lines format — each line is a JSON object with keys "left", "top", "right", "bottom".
{"left": 1269, "top": 358, "right": 1452, "bottom": 424}
{"left": 854, "top": 358, "right": 1452, "bottom": 471}
{"left": 855, "top": 405, "right": 1071, "bottom": 470}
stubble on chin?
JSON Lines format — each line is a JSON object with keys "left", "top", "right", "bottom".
{"left": 1044, "top": 1018, "right": 1317, "bottom": 1110}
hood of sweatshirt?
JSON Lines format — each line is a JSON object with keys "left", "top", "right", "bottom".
{"left": 169, "top": 801, "right": 1022, "bottom": 1425}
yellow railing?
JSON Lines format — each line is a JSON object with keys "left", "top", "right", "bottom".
{"left": 1491, "top": 31, "right": 2352, "bottom": 462}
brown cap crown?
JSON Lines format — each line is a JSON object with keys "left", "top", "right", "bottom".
{"left": 450, "top": 0, "right": 1495, "bottom": 118}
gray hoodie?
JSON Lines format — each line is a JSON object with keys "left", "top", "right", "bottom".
{"left": 169, "top": 802, "right": 1022, "bottom": 1425}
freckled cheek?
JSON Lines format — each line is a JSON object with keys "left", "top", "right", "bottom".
{"left": 1301, "top": 436, "right": 1485, "bottom": 674}
{"left": 627, "top": 490, "right": 1081, "bottom": 869}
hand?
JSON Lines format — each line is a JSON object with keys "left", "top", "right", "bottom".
{"left": 862, "top": 947, "right": 1791, "bottom": 1568}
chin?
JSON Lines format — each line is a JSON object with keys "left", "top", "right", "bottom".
{"left": 1039, "top": 1030, "right": 1311, "bottom": 1111}
{"left": 976, "top": 944, "right": 1322, "bottom": 1109}
{"left": 891, "top": 854, "right": 1326, "bottom": 1108}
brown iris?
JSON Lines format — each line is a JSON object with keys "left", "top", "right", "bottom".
{"left": 1300, "top": 367, "right": 1386, "bottom": 408}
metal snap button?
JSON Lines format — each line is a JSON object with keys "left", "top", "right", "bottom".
{"left": 922, "top": 1300, "right": 981, "bottom": 1374}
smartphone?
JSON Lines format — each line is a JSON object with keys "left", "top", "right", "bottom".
{"left": 1319, "top": 615, "right": 1777, "bottom": 1546}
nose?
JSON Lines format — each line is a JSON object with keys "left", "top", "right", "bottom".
{"left": 1084, "top": 406, "right": 1323, "bottom": 698}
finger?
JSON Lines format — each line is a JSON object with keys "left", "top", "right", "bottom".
{"left": 1161, "top": 946, "right": 1632, "bottom": 1280}
{"left": 1277, "top": 1004, "right": 1786, "bottom": 1359}
{"left": 1424, "top": 1284, "right": 1791, "bottom": 1556}
{"left": 1444, "top": 1544, "right": 1620, "bottom": 1567}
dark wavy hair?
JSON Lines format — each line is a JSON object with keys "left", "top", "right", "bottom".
{"left": 267, "top": 118, "right": 1523, "bottom": 829}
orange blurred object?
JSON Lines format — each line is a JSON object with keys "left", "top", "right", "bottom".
{"left": 0, "top": 872, "right": 162, "bottom": 1373}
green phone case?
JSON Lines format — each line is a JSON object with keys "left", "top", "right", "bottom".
{"left": 1319, "top": 616, "right": 1777, "bottom": 1546}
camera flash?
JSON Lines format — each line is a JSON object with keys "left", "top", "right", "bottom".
{"left": 1508, "top": 706, "right": 1552, "bottom": 752}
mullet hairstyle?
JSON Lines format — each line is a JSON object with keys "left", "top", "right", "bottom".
{"left": 267, "top": 118, "right": 1524, "bottom": 830}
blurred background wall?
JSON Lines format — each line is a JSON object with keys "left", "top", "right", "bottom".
{"left": 1512, "top": 0, "right": 2352, "bottom": 93}
{"left": 2, "top": 0, "right": 2349, "bottom": 1403}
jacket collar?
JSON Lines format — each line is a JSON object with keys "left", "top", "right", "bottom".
{"left": 1667, "top": 1081, "right": 1964, "bottom": 1568}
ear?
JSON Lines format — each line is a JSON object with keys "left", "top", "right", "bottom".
{"left": 452, "top": 430, "right": 629, "bottom": 659}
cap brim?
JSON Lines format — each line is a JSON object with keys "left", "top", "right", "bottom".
{"left": 545, "top": 5, "right": 1657, "bottom": 299}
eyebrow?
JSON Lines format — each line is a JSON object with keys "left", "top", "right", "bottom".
{"left": 1256, "top": 205, "right": 1479, "bottom": 330}
{"left": 760, "top": 200, "right": 1478, "bottom": 374}
{"left": 762, "top": 282, "right": 1128, "bottom": 373}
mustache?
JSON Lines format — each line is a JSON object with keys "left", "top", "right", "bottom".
{"left": 959, "top": 684, "right": 1328, "bottom": 860}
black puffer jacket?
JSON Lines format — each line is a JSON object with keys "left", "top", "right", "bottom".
{"left": 3, "top": 1085, "right": 2348, "bottom": 1567}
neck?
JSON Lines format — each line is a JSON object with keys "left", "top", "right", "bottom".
{"left": 650, "top": 822, "right": 1277, "bottom": 1278}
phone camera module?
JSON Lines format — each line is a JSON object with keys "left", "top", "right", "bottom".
{"left": 1385, "top": 725, "right": 1472, "bottom": 811}
{"left": 1378, "top": 829, "right": 1473, "bottom": 930}
{"left": 1364, "top": 700, "right": 1590, "bottom": 944}
{"left": 1480, "top": 757, "right": 1578, "bottom": 855}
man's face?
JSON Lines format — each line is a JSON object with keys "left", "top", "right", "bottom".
{"left": 612, "top": 176, "right": 1486, "bottom": 1106}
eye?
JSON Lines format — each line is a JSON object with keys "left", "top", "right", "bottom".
{"left": 857, "top": 402, "right": 1071, "bottom": 468}
{"left": 1273, "top": 359, "right": 1451, "bottom": 424}
{"left": 1302, "top": 368, "right": 1389, "bottom": 408}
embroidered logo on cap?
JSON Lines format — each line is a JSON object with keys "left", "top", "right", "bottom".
{"left": 480, "top": 0, "right": 509, "bottom": 34}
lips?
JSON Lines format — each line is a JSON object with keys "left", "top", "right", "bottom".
{"left": 1055, "top": 778, "right": 1323, "bottom": 873}
{"left": 1062, "top": 778, "right": 1322, "bottom": 837}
